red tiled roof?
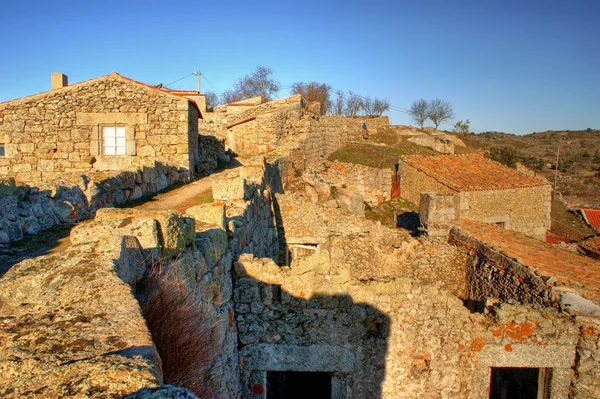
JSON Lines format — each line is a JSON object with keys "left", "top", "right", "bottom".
{"left": 402, "top": 155, "right": 549, "bottom": 191}
{"left": 455, "top": 219, "right": 600, "bottom": 304}
{"left": 581, "top": 209, "right": 600, "bottom": 231}
{"left": 581, "top": 236, "right": 600, "bottom": 254}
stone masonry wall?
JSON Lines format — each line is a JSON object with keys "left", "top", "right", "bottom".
{"left": 235, "top": 260, "right": 578, "bottom": 398}
{"left": 0, "top": 156, "right": 287, "bottom": 398}
{"left": 0, "top": 162, "right": 186, "bottom": 243}
{"left": 318, "top": 161, "right": 392, "bottom": 205}
{"left": 0, "top": 73, "right": 197, "bottom": 184}
{"left": 457, "top": 185, "right": 551, "bottom": 240}
{"left": 399, "top": 161, "right": 456, "bottom": 205}
{"left": 450, "top": 225, "right": 600, "bottom": 398}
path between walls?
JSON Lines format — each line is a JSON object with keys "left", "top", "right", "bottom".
{"left": 0, "top": 161, "right": 244, "bottom": 273}
{"left": 131, "top": 163, "right": 243, "bottom": 213}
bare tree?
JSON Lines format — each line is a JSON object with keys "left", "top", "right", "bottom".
{"left": 331, "top": 91, "right": 345, "bottom": 115}
{"left": 363, "top": 97, "right": 390, "bottom": 116}
{"left": 234, "top": 65, "right": 281, "bottom": 101}
{"left": 409, "top": 99, "right": 429, "bottom": 129}
{"left": 344, "top": 91, "right": 363, "bottom": 116}
{"left": 220, "top": 89, "right": 243, "bottom": 105}
{"left": 427, "top": 98, "right": 454, "bottom": 131}
{"left": 204, "top": 91, "right": 219, "bottom": 108}
{"left": 362, "top": 97, "right": 375, "bottom": 116}
{"left": 291, "top": 81, "right": 332, "bottom": 115}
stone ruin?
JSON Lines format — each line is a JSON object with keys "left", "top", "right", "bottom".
{"left": 1, "top": 155, "right": 599, "bottom": 399}
{"left": 0, "top": 79, "right": 599, "bottom": 398}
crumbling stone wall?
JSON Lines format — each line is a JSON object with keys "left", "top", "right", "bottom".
{"left": 572, "top": 318, "right": 600, "bottom": 399}
{"left": 451, "top": 224, "right": 600, "bottom": 397}
{"left": 233, "top": 251, "right": 578, "bottom": 398}
{"left": 0, "top": 73, "right": 198, "bottom": 184}
{"left": 0, "top": 209, "right": 196, "bottom": 397}
{"left": 0, "top": 162, "right": 185, "bottom": 243}
{"left": 317, "top": 161, "right": 392, "bottom": 205}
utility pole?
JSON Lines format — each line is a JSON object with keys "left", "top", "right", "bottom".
{"left": 553, "top": 145, "right": 560, "bottom": 198}
{"left": 194, "top": 70, "right": 201, "bottom": 93}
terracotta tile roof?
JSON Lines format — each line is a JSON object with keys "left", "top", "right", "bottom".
{"left": 581, "top": 209, "right": 600, "bottom": 231}
{"left": 401, "top": 155, "right": 549, "bottom": 192}
{"left": 455, "top": 219, "right": 600, "bottom": 304}
{"left": 581, "top": 236, "right": 600, "bottom": 251}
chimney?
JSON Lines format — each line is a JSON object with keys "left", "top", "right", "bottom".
{"left": 51, "top": 73, "right": 68, "bottom": 90}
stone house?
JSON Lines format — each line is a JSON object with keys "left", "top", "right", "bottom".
{"left": 399, "top": 154, "right": 552, "bottom": 240}
{"left": 0, "top": 72, "right": 203, "bottom": 184}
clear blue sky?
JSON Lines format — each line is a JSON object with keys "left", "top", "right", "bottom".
{"left": 1, "top": 0, "right": 598, "bottom": 134}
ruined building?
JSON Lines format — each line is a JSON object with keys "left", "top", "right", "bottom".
{"left": 0, "top": 75, "right": 599, "bottom": 399}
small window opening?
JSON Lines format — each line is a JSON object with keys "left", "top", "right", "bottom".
{"left": 0, "top": 144, "right": 5, "bottom": 157}
{"left": 267, "top": 371, "right": 331, "bottom": 399}
{"left": 286, "top": 243, "right": 318, "bottom": 266}
{"left": 461, "top": 299, "right": 486, "bottom": 314}
{"left": 272, "top": 285, "right": 282, "bottom": 304}
{"left": 490, "top": 367, "right": 552, "bottom": 399}
{"left": 494, "top": 221, "right": 507, "bottom": 229}
{"left": 102, "top": 126, "right": 126, "bottom": 155}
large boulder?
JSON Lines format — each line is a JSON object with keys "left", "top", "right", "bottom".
{"left": 95, "top": 208, "right": 195, "bottom": 260}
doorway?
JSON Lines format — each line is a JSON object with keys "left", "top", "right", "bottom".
{"left": 267, "top": 371, "right": 332, "bottom": 399}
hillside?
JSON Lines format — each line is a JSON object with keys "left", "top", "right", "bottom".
{"left": 455, "top": 129, "right": 600, "bottom": 209}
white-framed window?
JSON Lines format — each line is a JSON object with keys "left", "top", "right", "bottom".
{"left": 102, "top": 126, "right": 126, "bottom": 155}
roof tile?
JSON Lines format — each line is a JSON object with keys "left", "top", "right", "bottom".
{"left": 581, "top": 209, "right": 600, "bottom": 231}
{"left": 456, "top": 219, "right": 600, "bottom": 305}
{"left": 402, "top": 155, "right": 549, "bottom": 191}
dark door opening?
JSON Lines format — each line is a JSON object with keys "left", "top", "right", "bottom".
{"left": 267, "top": 371, "right": 332, "bottom": 399}
{"left": 490, "top": 367, "right": 551, "bottom": 399}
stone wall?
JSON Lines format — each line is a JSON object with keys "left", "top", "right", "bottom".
{"left": 419, "top": 192, "right": 456, "bottom": 237}
{"left": 457, "top": 185, "right": 552, "bottom": 240}
{"left": 0, "top": 162, "right": 186, "bottom": 243}
{"left": 0, "top": 156, "right": 287, "bottom": 398}
{"left": 200, "top": 95, "right": 390, "bottom": 172}
{"left": 314, "top": 161, "right": 392, "bottom": 205}
{"left": 233, "top": 199, "right": 578, "bottom": 399}
{"left": 400, "top": 162, "right": 552, "bottom": 240}
{"left": 450, "top": 225, "right": 600, "bottom": 398}
{"left": 399, "top": 161, "right": 456, "bottom": 205}
{"left": 0, "top": 73, "right": 198, "bottom": 184}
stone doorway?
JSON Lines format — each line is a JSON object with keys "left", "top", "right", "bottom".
{"left": 267, "top": 371, "right": 331, "bottom": 399}
{"left": 490, "top": 367, "right": 551, "bottom": 399}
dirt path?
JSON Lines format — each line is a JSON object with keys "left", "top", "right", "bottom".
{"left": 0, "top": 161, "right": 242, "bottom": 273}
{"left": 130, "top": 167, "right": 229, "bottom": 213}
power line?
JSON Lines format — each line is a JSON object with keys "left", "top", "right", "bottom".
{"left": 164, "top": 73, "right": 195, "bottom": 88}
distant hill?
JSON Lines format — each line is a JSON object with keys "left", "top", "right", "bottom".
{"left": 454, "top": 129, "right": 600, "bottom": 208}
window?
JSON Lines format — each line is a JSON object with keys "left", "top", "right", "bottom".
{"left": 0, "top": 144, "right": 5, "bottom": 157}
{"left": 102, "top": 126, "right": 126, "bottom": 155}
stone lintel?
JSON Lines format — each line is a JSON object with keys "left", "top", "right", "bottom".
{"left": 475, "top": 344, "right": 575, "bottom": 368}
{"left": 240, "top": 344, "right": 354, "bottom": 372}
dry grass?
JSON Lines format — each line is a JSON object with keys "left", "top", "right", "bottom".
{"left": 141, "top": 261, "right": 217, "bottom": 398}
